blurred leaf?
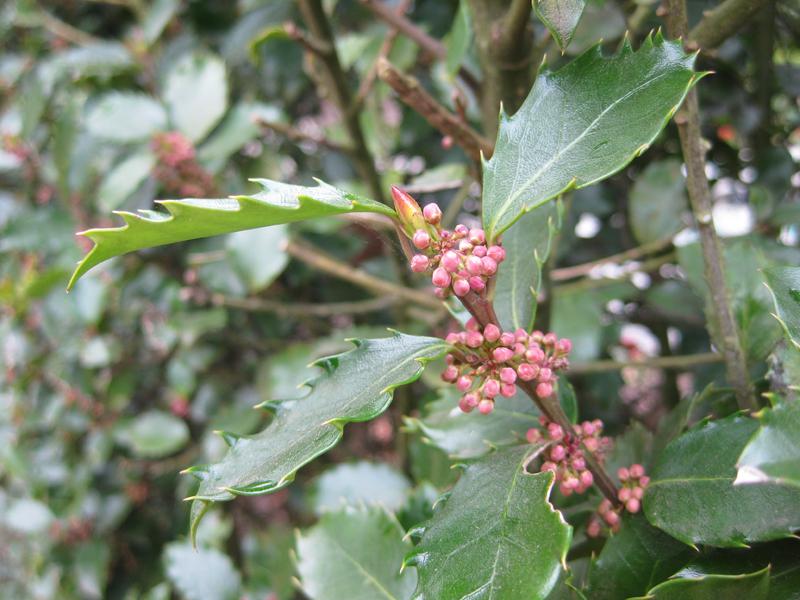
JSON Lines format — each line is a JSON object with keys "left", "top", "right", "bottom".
{"left": 311, "top": 462, "right": 411, "bottom": 515}
{"left": 405, "top": 388, "right": 537, "bottom": 459}
{"left": 587, "top": 514, "right": 693, "bottom": 600}
{"left": 482, "top": 35, "right": 698, "bottom": 241}
{"left": 406, "top": 447, "right": 571, "bottom": 600}
{"left": 117, "top": 410, "right": 189, "bottom": 458}
{"left": 19, "top": 70, "right": 47, "bottom": 138}
{"left": 566, "top": 2, "right": 627, "bottom": 56}
{"left": 445, "top": 1, "right": 472, "bottom": 76}
{"left": 534, "top": 0, "right": 586, "bottom": 52}
{"left": 68, "top": 179, "right": 394, "bottom": 289}
{"left": 164, "top": 52, "right": 228, "bottom": 143}
{"left": 629, "top": 159, "right": 687, "bottom": 245}
{"left": 297, "top": 506, "right": 416, "bottom": 600}
{"left": 97, "top": 151, "right": 156, "bottom": 211}
{"left": 164, "top": 543, "right": 241, "bottom": 600}
{"left": 644, "top": 414, "right": 800, "bottom": 547}
{"left": 638, "top": 565, "right": 769, "bottom": 600}
{"left": 763, "top": 266, "right": 800, "bottom": 350}
{"left": 41, "top": 42, "right": 134, "bottom": 81}
{"left": 225, "top": 224, "right": 288, "bottom": 292}
{"left": 186, "top": 333, "right": 447, "bottom": 539}
{"left": 3, "top": 498, "right": 54, "bottom": 535}
{"left": 86, "top": 93, "right": 167, "bottom": 142}
{"left": 79, "top": 336, "right": 121, "bottom": 368}
{"left": 495, "top": 200, "right": 562, "bottom": 331}
{"left": 142, "top": 0, "right": 180, "bottom": 44}
{"left": 736, "top": 401, "right": 800, "bottom": 489}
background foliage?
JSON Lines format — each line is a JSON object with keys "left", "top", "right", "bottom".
{"left": 1, "top": 0, "right": 799, "bottom": 598}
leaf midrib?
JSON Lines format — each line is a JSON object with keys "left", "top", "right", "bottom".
{"left": 327, "top": 536, "right": 402, "bottom": 600}
{"left": 487, "top": 69, "right": 674, "bottom": 237}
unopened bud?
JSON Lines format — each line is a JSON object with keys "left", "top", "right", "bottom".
{"left": 456, "top": 375, "right": 473, "bottom": 391}
{"left": 536, "top": 382, "right": 553, "bottom": 398}
{"left": 482, "top": 379, "right": 500, "bottom": 398}
{"left": 499, "top": 367, "right": 517, "bottom": 384}
{"left": 472, "top": 245, "right": 487, "bottom": 257}
{"left": 487, "top": 245, "right": 505, "bottom": 262}
{"left": 422, "top": 203, "right": 442, "bottom": 224}
{"left": 410, "top": 254, "right": 429, "bottom": 272}
{"left": 412, "top": 229, "right": 431, "bottom": 249}
{"left": 468, "top": 228, "right": 485, "bottom": 245}
{"left": 483, "top": 324, "right": 501, "bottom": 342}
{"left": 432, "top": 267, "right": 451, "bottom": 287}
{"left": 478, "top": 399, "right": 494, "bottom": 414}
{"left": 517, "top": 363, "right": 538, "bottom": 381}
{"left": 391, "top": 186, "right": 426, "bottom": 236}
{"left": 481, "top": 256, "right": 498, "bottom": 275}
{"left": 625, "top": 498, "right": 641, "bottom": 513}
{"left": 441, "top": 250, "right": 460, "bottom": 272}
{"left": 492, "top": 347, "right": 514, "bottom": 362}
{"left": 500, "top": 383, "right": 516, "bottom": 397}
{"left": 468, "top": 276, "right": 486, "bottom": 292}
{"left": 465, "top": 331, "right": 484, "bottom": 348}
{"left": 453, "top": 278, "right": 470, "bottom": 297}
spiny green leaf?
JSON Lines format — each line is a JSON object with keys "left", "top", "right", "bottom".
{"left": 406, "top": 446, "right": 571, "bottom": 600}
{"left": 493, "top": 200, "right": 562, "bottom": 332}
{"left": 68, "top": 179, "right": 394, "bottom": 290}
{"left": 533, "top": 0, "right": 586, "bottom": 52}
{"left": 296, "top": 506, "right": 416, "bottom": 600}
{"left": 482, "top": 34, "right": 699, "bottom": 241}
{"left": 185, "top": 332, "right": 447, "bottom": 541}
{"left": 634, "top": 565, "right": 770, "bottom": 600}
{"left": 644, "top": 414, "right": 800, "bottom": 547}
{"left": 736, "top": 401, "right": 800, "bottom": 489}
{"left": 762, "top": 266, "right": 800, "bottom": 350}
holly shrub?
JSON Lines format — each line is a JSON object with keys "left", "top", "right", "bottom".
{"left": 2, "top": 1, "right": 800, "bottom": 599}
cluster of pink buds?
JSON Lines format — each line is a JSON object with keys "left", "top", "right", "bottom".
{"left": 391, "top": 186, "right": 505, "bottom": 299}
{"left": 151, "top": 131, "right": 215, "bottom": 197}
{"left": 527, "top": 416, "right": 612, "bottom": 496}
{"left": 441, "top": 319, "right": 572, "bottom": 415}
{"left": 586, "top": 464, "right": 650, "bottom": 538}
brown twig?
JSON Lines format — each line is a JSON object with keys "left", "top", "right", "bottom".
{"left": 551, "top": 237, "right": 674, "bottom": 282}
{"left": 665, "top": 0, "right": 756, "bottom": 411}
{"left": 210, "top": 293, "right": 398, "bottom": 317}
{"left": 569, "top": 352, "right": 724, "bottom": 375}
{"left": 33, "top": 5, "right": 102, "bottom": 46}
{"left": 285, "top": 238, "right": 444, "bottom": 311}
{"left": 377, "top": 58, "right": 494, "bottom": 163}
{"left": 255, "top": 117, "right": 353, "bottom": 154}
{"left": 686, "top": 0, "right": 772, "bottom": 50}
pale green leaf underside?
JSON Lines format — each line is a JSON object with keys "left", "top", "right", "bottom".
{"left": 533, "top": 0, "right": 586, "bottom": 52}
{"left": 296, "top": 506, "right": 416, "bottom": 600}
{"left": 736, "top": 401, "right": 800, "bottom": 489}
{"left": 482, "top": 34, "right": 698, "bottom": 241}
{"left": 185, "top": 332, "right": 447, "bottom": 539}
{"left": 762, "top": 266, "right": 800, "bottom": 350}
{"left": 68, "top": 179, "right": 394, "bottom": 290}
{"left": 407, "top": 446, "right": 571, "bottom": 600}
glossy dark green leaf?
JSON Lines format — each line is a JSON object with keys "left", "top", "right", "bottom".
{"left": 736, "top": 401, "right": 800, "bottom": 489}
{"left": 482, "top": 35, "right": 698, "bottom": 241}
{"left": 763, "top": 266, "right": 800, "bottom": 350}
{"left": 406, "top": 446, "right": 571, "bottom": 600}
{"left": 644, "top": 414, "right": 800, "bottom": 547}
{"left": 68, "top": 179, "right": 394, "bottom": 290}
{"left": 296, "top": 506, "right": 416, "bottom": 600}
{"left": 185, "top": 333, "right": 447, "bottom": 540}
{"left": 405, "top": 389, "right": 538, "bottom": 459}
{"left": 628, "top": 159, "right": 687, "bottom": 245}
{"left": 636, "top": 565, "right": 769, "bottom": 600}
{"left": 587, "top": 514, "right": 693, "bottom": 600}
{"left": 494, "top": 200, "right": 562, "bottom": 332}
{"left": 533, "top": 0, "right": 586, "bottom": 52}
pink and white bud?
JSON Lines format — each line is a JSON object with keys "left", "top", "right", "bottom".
{"left": 492, "top": 347, "right": 514, "bottom": 363}
{"left": 434, "top": 287, "right": 449, "bottom": 299}
{"left": 487, "top": 245, "right": 506, "bottom": 262}
{"left": 625, "top": 498, "right": 641, "bottom": 514}
{"left": 482, "top": 378, "right": 500, "bottom": 398}
{"left": 432, "top": 267, "right": 451, "bottom": 287}
{"left": 468, "top": 276, "right": 486, "bottom": 292}
{"left": 480, "top": 256, "right": 498, "bottom": 275}
{"left": 442, "top": 365, "right": 458, "bottom": 382}
{"left": 465, "top": 331, "right": 484, "bottom": 348}
{"left": 500, "top": 332, "right": 516, "bottom": 346}
{"left": 526, "top": 428, "right": 541, "bottom": 444}
{"left": 459, "top": 396, "right": 475, "bottom": 413}
{"left": 617, "top": 467, "right": 630, "bottom": 482}
{"left": 454, "top": 224, "right": 469, "bottom": 236}
{"left": 629, "top": 464, "right": 645, "bottom": 479}
{"left": 581, "top": 421, "right": 596, "bottom": 436}
{"left": 618, "top": 487, "right": 632, "bottom": 502}
{"left": 410, "top": 254, "right": 429, "bottom": 272}
{"left": 483, "top": 324, "right": 501, "bottom": 342}
{"left": 557, "top": 338, "right": 572, "bottom": 354}
{"left": 547, "top": 423, "right": 564, "bottom": 441}
{"left": 478, "top": 399, "right": 494, "bottom": 414}
{"left": 538, "top": 367, "right": 553, "bottom": 383}
{"left": 472, "top": 245, "right": 487, "bottom": 257}
{"left": 513, "top": 343, "right": 526, "bottom": 356}
{"left": 458, "top": 240, "right": 473, "bottom": 252}
{"left": 580, "top": 470, "right": 594, "bottom": 488}
{"left": 456, "top": 375, "right": 473, "bottom": 391}
{"left": 412, "top": 229, "right": 431, "bottom": 249}
{"left": 499, "top": 367, "right": 517, "bottom": 384}
{"left": 453, "top": 278, "right": 470, "bottom": 297}
{"left": 445, "top": 332, "right": 460, "bottom": 344}
{"left": 468, "top": 228, "right": 485, "bottom": 245}
{"left": 572, "top": 456, "right": 586, "bottom": 471}
{"left": 517, "top": 363, "right": 539, "bottom": 381}
{"left": 604, "top": 510, "right": 620, "bottom": 527}
{"left": 639, "top": 476, "right": 650, "bottom": 488}
{"left": 550, "top": 444, "right": 566, "bottom": 461}
{"left": 525, "top": 347, "right": 545, "bottom": 363}
{"left": 543, "top": 332, "right": 557, "bottom": 346}
{"left": 465, "top": 255, "right": 483, "bottom": 275}
{"left": 586, "top": 520, "right": 602, "bottom": 538}
{"left": 466, "top": 318, "right": 479, "bottom": 331}
{"left": 500, "top": 383, "right": 516, "bottom": 397}
{"left": 632, "top": 486, "right": 644, "bottom": 499}
{"left": 441, "top": 250, "right": 460, "bottom": 272}
{"left": 422, "top": 203, "right": 442, "bottom": 224}
{"left": 463, "top": 392, "right": 479, "bottom": 408}
{"left": 536, "top": 382, "right": 553, "bottom": 398}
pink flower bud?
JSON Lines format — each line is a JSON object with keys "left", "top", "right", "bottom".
{"left": 468, "top": 276, "right": 486, "bottom": 292}
{"left": 472, "top": 245, "right": 487, "bottom": 257}
{"left": 478, "top": 399, "right": 494, "bottom": 414}
{"left": 468, "top": 228, "right": 485, "bottom": 245}
{"left": 581, "top": 421, "right": 596, "bottom": 436}
{"left": 463, "top": 392, "right": 479, "bottom": 408}
{"left": 499, "top": 367, "right": 517, "bottom": 384}
{"left": 453, "top": 278, "right": 470, "bottom": 297}
{"left": 500, "top": 332, "right": 516, "bottom": 346}
{"left": 487, "top": 245, "right": 505, "bottom": 262}
{"left": 442, "top": 365, "right": 458, "bottom": 382}
{"left": 480, "top": 256, "right": 498, "bottom": 275}
{"left": 557, "top": 338, "right": 572, "bottom": 354}
{"left": 492, "top": 347, "right": 514, "bottom": 363}
{"left": 500, "top": 383, "right": 516, "bottom": 397}
{"left": 559, "top": 483, "right": 574, "bottom": 496}
{"left": 550, "top": 444, "right": 566, "bottom": 461}
{"left": 632, "top": 486, "right": 644, "bottom": 500}
{"left": 604, "top": 511, "right": 620, "bottom": 527}
{"left": 412, "top": 229, "right": 430, "bottom": 249}
{"left": 465, "top": 331, "right": 483, "bottom": 348}
{"left": 563, "top": 476, "right": 579, "bottom": 490}
{"left": 517, "top": 363, "right": 539, "bottom": 381}
{"left": 440, "top": 250, "right": 459, "bottom": 272}
{"left": 586, "top": 520, "right": 602, "bottom": 538}
{"left": 466, "top": 318, "right": 479, "bottom": 331}
{"left": 434, "top": 287, "right": 449, "bottom": 299}
{"left": 459, "top": 396, "right": 475, "bottom": 413}
{"left": 513, "top": 343, "right": 526, "bottom": 356}
{"left": 539, "top": 368, "right": 553, "bottom": 383}
{"left": 422, "top": 203, "right": 442, "bottom": 224}
{"left": 391, "top": 186, "right": 426, "bottom": 236}
{"left": 456, "top": 375, "right": 473, "bottom": 391}
{"left": 483, "top": 324, "right": 501, "bottom": 342}
{"left": 525, "top": 347, "right": 545, "bottom": 363}
{"left": 580, "top": 470, "right": 594, "bottom": 488}
{"left": 639, "top": 476, "right": 650, "bottom": 488}
{"left": 445, "top": 333, "right": 460, "bottom": 344}
{"left": 482, "top": 379, "right": 500, "bottom": 398}
{"left": 454, "top": 224, "right": 468, "bottom": 236}
{"left": 536, "top": 382, "right": 553, "bottom": 398}
{"left": 432, "top": 267, "right": 451, "bottom": 287}
{"left": 541, "top": 461, "right": 557, "bottom": 472}
{"left": 458, "top": 240, "right": 473, "bottom": 252}
{"left": 543, "top": 332, "right": 557, "bottom": 346}
{"left": 465, "top": 255, "right": 483, "bottom": 275}
{"left": 617, "top": 467, "right": 630, "bottom": 482}
{"left": 625, "top": 498, "right": 641, "bottom": 514}
{"left": 629, "top": 464, "right": 645, "bottom": 479}
{"left": 618, "top": 487, "right": 632, "bottom": 502}
{"left": 410, "top": 254, "right": 429, "bottom": 272}
{"left": 584, "top": 437, "right": 599, "bottom": 452}
{"left": 547, "top": 423, "right": 564, "bottom": 440}
{"left": 526, "top": 428, "right": 541, "bottom": 444}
